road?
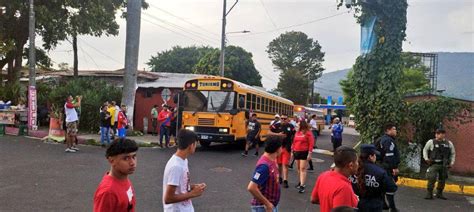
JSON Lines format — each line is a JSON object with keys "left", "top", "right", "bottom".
{"left": 0, "top": 130, "right": 473, "bottom": 211}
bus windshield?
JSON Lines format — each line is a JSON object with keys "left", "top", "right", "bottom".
{"left": 183, "top": 90, "right": 236, "bottom": 112}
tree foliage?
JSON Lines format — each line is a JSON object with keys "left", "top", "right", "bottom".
{"left": 340, "top": 53, "right": 431, "bottom": 109}
{"left": 277, "top": 68, "right": 309, "bottom": 104}
{"left": 0, "top": 0, "right": 140, "bottom": 82}
{"left": 193, "top": 45, "right": 263, "bottom": 86}
{"left": 147, "top": 46, "right": 214, "bottom": 73}
{"left": 340, "top": 0, "right": 408, "bottom": 142}
{"left": 406, "top": 97, "right": 471, "bottom": 145}
{"left": 266, "top": 31, "right": 325, "bottom": 104}
{"left": 47, "top": 78, "right": 122, "bottom": 132}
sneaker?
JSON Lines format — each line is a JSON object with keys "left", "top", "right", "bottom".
{"left": 295, "top": 182, "right": 301, "bottom": 189}
{"left": 283, "top": 180, "right": 289, "bottom": 188}
{"left": 307, "top": 168, "right": 315, "bottom": 173}
{"left": 288, "top": 166, "right": 294, "bottom": 170}
{"left": 298, "top": 185, "right": 306, "bottom": 193}
{"left": 253, "top": 152, "right": 259, "bottom": 157}
{"left": 71, "top": 146, "right": 79, "bottom": 151}
{"left": 279, "top": 177, "right": 283, "bottom": 184}
{"left": 65, "top": 148, "right": 77, "bottom": 153}
{"left": 241, "top": 152, "right": 248, "bottom": 157}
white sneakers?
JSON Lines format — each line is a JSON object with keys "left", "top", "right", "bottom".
{"left": 65, "top": 146, "right": 79, "bottom": 153}
{"left": 65, "top": 148, "right": 77, "bottom": 153}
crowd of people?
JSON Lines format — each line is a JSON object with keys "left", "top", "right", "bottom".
{"left": 62, "top": 95, "right": 456, "bottom": 211}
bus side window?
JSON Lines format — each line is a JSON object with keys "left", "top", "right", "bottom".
{"left": 256, "top": 96, "right": 261, "bottom": 111}
{"left": 239, "top": 94, "right": 245, "bottom": 109}
{"left": 251, "top": 94, "right": 256, "bottom": 111}
{"left": 246, "top": 94, "right": 251, "bottom": 109}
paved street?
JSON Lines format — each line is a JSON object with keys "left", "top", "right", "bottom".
{"left": 1, "top": 130, "right": 473, "bottom": 211}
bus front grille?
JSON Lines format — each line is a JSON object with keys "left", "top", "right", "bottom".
{"left": 198, "top": 118, "right": 215, "bottom": 126}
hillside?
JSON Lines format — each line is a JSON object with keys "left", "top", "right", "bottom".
{"left": 314, "top": 52, "right": 473, "bottom": 101}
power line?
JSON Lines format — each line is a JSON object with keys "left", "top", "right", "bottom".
{"left": 258, "top": 0, "right": 278, "bottom": 29}
{"left": 254, "top": 63, "right": 279, "bottom": 84}
{"left": 78, "top": 44, "right": 101, "bottom": 70}
{"left": 147, "top": 3, "right": 220, "bottom": 37}
{"left": 230, "top": 11, "right": 348, "bottom": 37}
{"left": 142, "top": 17, "right": 211, "bottom": 46}
{"left": 142, "top": 13, "right": 219, "bottom": 45}
{"left": 77, "top": 37, "right": 123, "bottom": 65}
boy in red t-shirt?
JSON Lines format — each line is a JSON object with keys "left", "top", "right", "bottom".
{"left": 94, "top": 138, "right": 138, "bottom": 212}
{"left": 311, "top": 146, "right": 359, "bottom": 212}
{"left": 158, "top": 105, "right": 172, "bottom": 148}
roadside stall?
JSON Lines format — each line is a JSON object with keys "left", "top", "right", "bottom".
{"left": 0, "top": 101, "right": 28, "bottom": 136}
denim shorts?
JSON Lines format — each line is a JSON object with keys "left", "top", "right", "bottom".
{"left": 251, "top": 205, "right": 278, "bottom": 212}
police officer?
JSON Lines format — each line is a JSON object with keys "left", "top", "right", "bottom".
{"left": 375, "top": 123, "right": 400, "bottom": 212}
{"left": 350, "top": 144, "right": 398, "bottom": 212}
{"left": 423, "top": 129, "right": 456, "bottom": 200}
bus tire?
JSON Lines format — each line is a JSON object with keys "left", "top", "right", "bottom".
{"left": 199, "top": 140, "right": 211, "bottom": 148}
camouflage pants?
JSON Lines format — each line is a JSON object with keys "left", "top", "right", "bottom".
{"left": 426, "top": 164, "right": 448, "bottom": 192}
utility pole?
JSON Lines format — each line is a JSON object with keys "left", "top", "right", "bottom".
{"left": 27, "top": 0, "right": 37, "bottom": 131}
{"left": 122, "top": 0, "right": 141, "bottom": 129}
{"left": 28, "top": 0, "right": 36, "bottom": 87}
{"left": 219, "top": 0, "right": 242, "bottom": 77}
{"left": 219, "top": 0, "right": 227, "bottom": 77}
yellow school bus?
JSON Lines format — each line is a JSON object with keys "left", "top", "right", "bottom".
{"left": 294, "top": 105, "right": 325, "bottom": 134}
{"left": 181, "top": 76, "right": 294, "bottom": 147}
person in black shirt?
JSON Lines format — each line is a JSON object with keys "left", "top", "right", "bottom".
{"left": 99, "top": 105, "right": 112, "bottom": 146}
{"left": 275, "top": 114, "right": 295, "bottom": 188}
{"left": 242, "top": 114, "right": 261, "bottom": 157}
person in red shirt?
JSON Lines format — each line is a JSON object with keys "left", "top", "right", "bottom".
{"left": 158, "top": 105, "right": 172, "bottom": 148}
{"left": 94, "top": 138, "right": 138, "bottom": 212}
{"left": 291, "top": 120, "right": 314, "bottom": 193}
{"left": 311, "top": 146, "right": 359, "bottom": 212}
{"left": 117, "top": 105, "right": 128, "bottom": 139}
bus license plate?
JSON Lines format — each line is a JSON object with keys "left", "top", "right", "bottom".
{"left": 201, "top": 135, "right": 209, "bottom": 140}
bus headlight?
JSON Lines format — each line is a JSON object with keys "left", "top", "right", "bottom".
{"left": 185, "top": 126, "right": 195, "bottom": 131}
{"left": 219, "top": 128, "right": 228, "bottom": 133}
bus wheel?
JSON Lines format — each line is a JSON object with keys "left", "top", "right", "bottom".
{"left": 199, "top": 140, "right": 211, "bottom": 148}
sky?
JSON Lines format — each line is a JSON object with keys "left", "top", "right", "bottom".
{"left": 45, "top": 0, "right": 474, "bottom": 89}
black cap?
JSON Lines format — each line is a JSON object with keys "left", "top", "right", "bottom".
{"left": 360, "top": 144, "right": 380, "bottom": 155}
{"left": 435, "top": 128, "right": 446, "bottom": 134}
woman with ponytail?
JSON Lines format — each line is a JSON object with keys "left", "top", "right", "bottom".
{"left": 352, "top": 144, "right": 398, "bottom": 212}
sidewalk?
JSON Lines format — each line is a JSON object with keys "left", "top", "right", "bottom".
{"left": 77, "top": 133, "right": 176, "bottom": 147}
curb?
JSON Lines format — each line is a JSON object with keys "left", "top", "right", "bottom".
{"left": 397, "top": 177, "right": 474, "bottom": 196}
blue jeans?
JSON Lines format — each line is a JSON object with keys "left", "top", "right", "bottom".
{"left": 159, "top": 125, "right": 170, "bottom": 146}
{"left": 251, "top": 205, "right": 278, "bottom": 212}
{"left": 118, "top": 128, "right": 126, "bottom": 138}
{"left": 100, "top": 126, "right": 111, "bottom": 144}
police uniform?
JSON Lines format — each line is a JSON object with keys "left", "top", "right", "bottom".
{"left": 377, "top": 134, "right": 401, "bottom": 179}
{"left": 350, "top": 144, "right": 398, "bottom": 212}
{"left": 422, "top": 137, "right": 456, "bottom": 199}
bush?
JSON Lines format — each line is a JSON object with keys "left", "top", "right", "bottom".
{"left": 47, "top": 77, "right": 122, "bottom": 132}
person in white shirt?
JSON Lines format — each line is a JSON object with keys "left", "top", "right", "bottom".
{"left": 163, "top": 129, "right": 206, "bottom": 212}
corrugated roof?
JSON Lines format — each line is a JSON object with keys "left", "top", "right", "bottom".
{"left": 137, "top": 72, "right": 205, "bottom": 88}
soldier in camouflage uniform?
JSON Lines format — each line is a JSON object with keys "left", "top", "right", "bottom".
{"left": 423, "top": 129, "right": 456, "bottom": 200}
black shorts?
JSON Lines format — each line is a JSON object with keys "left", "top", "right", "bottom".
{"left": 293, "top": 151, "right": 309, "bottom": 160}
{"left": 246, "top": 135, "right": 259, "bottom": 145}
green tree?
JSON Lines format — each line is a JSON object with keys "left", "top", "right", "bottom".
{"left": 266, "top": 31, "right": 325, "bottom": 104}
{"left": 0, "top": 0, "right": 141, "bottom": 82}
{"left": 193, "top": 45, "right": 263, "bottom": 86}
{"left": 276, "top": 68, "right": 309, "bottom": 104}
{"left": 340, "top": 53, "right": 431, "bottom": 109}
{"left": 147, "top": 46, "right": 214, "bottom": 73}
{"left": 340, "top": 0, "right": 408, "bottom": 142}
